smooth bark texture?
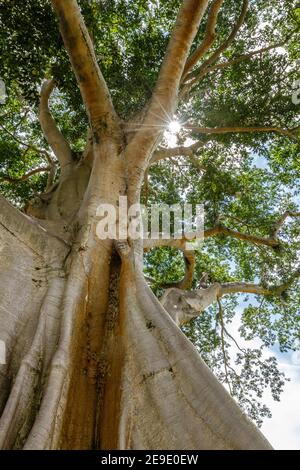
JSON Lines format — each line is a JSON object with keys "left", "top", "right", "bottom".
{"left": 182, "top": 0, "right": 225, "bottom": 80}
{"left": 51, "top": 0, "right": 120, "bottom": 137}
{"left": 0, "top": 183, "right": 273, "bottom": 449}
{"left": 39, "top": 80, "right": 73, "bottom": 169}
{"left": 100, "top": 261, "right": 271, "bottom": 449}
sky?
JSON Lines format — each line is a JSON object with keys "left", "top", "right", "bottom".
{"left": 262, "top": 352, "right": 300, "bottom": 449}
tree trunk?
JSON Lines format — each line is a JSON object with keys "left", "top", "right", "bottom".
{"left": 0, "top": 145, "right": 272, "bottom": 450}
{"left": 0, "top": 0, "right": 274, "bottom": 450}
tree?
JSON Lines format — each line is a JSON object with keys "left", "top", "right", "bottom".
{"left": 0, "top": 0, "right": 299, "bottom": 450}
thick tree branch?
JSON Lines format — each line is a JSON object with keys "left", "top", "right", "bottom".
{"left": 82, "top": 128, "right": 94, "bottom": 167}
{"left": 39, "top": 79, "right": 73, "bottom": 168}
{"left": 45, "top": 164, "right": 57, "bottom": 192}
{"left": 144, "top": 208, "right": 300, "bottom": 254}
{"left": 218, "top": 269, "right": 300, "bottom": 299}
{"left": 184, "top": 0, "right": 248, "bottom": 85}
{"left": 181, "top": 0, "right": 225, "bottom": 81}
{"left": 151, "top": 121, "right": 300, "bottom": 164}
{"left": 162, "top": 268, "right": 300, "bottom": 326}
{"left": 125, "top": 0, "right": 210, "bottom": 173}
{"left": 161, "top": 284, "right": 220, "bottom": 326}
{"left": 219, "top": 272, "right": 300, "bottom": 297}
{"left": 144, "top": 223, "right": 279, "bottom": 252}
{"left": 51, "top": 0, "right": 120, "bottom": 137}
{"left": 271, "top": 210, "right": 300, "bottom": 239}
{"left": 149, "top": 0, "right": 209, "bottom": 117}
{"left": 205, "top": 225, "right": 279, "bottom": 247}
{"left": 162, "top": 250, "right": 196, "bottom": 290}
{"left": 151, "top": 141, "right": 205, "bottom": 163}
{"left": 0, "top": 194, "right": 70, "bottom": 260}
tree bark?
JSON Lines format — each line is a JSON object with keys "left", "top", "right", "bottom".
{"left": 0, "top": 156, "right": 272, "bottom": 449}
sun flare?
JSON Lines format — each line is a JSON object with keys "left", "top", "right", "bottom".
{"left": 168, "top": 120, "right": 181, "bottom": 134}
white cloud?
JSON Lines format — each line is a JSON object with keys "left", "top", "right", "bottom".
{"left": 227, "top": 304, "right": 300, "bottom": 449}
